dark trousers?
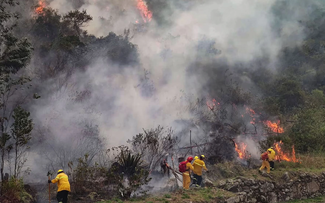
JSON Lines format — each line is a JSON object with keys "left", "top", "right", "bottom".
{"left": 193, "top": 174, "right": 203, "bottom": 186}
{"left": 269, "top": 161, "right": 275, "bottom": 169}
{"left": 57, "top": 190, "right": 69, "bottom": 203}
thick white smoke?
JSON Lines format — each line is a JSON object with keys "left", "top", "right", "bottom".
{"left": 25, "top": 0, "right": 317, "bottom": 182}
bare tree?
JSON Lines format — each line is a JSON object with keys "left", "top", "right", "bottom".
{"left": 127, "top": 126, "right": 178, "bottom": 171}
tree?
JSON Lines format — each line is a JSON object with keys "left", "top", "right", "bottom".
{"left": 10, "top": 106, "right": 33, "bottom": 178}
{"left": 0, "top": 0, "right": 33, "bottom": 182}
{"left": 62, "top": 10, "right": 92, "bottom": 37}
{"left": 0, "top": 75, "right": 32, "bottom": 181}
{"left": 127, "top": 126, "right": 177, "bottom": 171}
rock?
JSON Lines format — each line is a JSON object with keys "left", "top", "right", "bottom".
{"left": 226, "top": 184, "right": 240, "bottom": 192}
{"left": 282, "top": 172, "right": 290, "bottom": 182}
{"left": 268, "top": 192, "right": 277, "bottom": 203}
{"left": 242, "top": 186, "right": 250, "bottom": 192}
{"left": 88, "top": 192, "right": 98, "bottom": 201}
{"left": 219, "top": 180, "right": 227, "bottom": 187}
{"left": 205, "top": 178, "right": 214, "bottom": 187}
{"left": 260, "top": 182, "right": 274, "bottom": 193}
{"left": 307, "top": 181, "right": 319, "bottom": 193}
{"left": 226, "top": 196, "right": 240, "bottom": 203}
{"left": 220, "top": 172, "right": 325, "bottom": 203}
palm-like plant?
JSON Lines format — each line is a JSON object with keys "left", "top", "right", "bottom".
{"left": 108, "top": 148, "right": 151, "bottom": 199}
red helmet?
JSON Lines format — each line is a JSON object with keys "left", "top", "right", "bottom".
{"left": 187, "top": 156, "right": 193, "bottom": 162}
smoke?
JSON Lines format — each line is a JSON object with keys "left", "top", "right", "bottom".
{"left": 22, "top": 0, "right": 322, "bottom": 183}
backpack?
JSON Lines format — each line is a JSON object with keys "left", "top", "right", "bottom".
{"left": 179, "top": 161, "right": 188, "bottom": 173}
{"left": 261, "top": 152, "right": 268, "bottom": 160}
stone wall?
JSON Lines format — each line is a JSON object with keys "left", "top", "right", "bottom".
{"left": 219, "top": 172, "right": 325, "bottom": 203}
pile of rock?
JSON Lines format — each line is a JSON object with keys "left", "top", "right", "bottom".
{"left": 219, "top": 172, "right": 325, "bottom": 203}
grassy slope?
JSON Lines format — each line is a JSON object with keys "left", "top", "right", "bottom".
{"left": 97, "top": 188, "right": 234, "bottom": 203}
{"left": 282, "top": 196, "right": 325, "bottom": 203}
{"left": 97, "top": 154, "right": 325, "bottom": 203}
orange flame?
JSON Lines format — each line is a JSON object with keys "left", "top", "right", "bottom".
{"left": 35, "top": 0, "right": 46, "bottom": 15}
{"left": 264, "top": 120, "right": 284, "bottom": 133}
{"left": 245, "top": 107, "right": 257, "bottom": 124}
{"left": 234, "top": 142, "right": 250, "bottom": 159}
{"left": 136, "top": 0, "right": 152, "bottom": 23}
{"left": 273, "top": 141, "right": 298, "bottom": 163}
{"left": 206, "top": 99, "right": 220, "bottom": 110}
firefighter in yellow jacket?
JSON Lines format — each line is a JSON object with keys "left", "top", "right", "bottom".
{"left": 183, "top": 156, "right": 194, "bottom": 190}
{"left": 192, "top": 155, "right": 208, "bottom": 187}
{"left": 48, "top": 169, "right": 71, "bottom": 203}
{"left": 268, "top": 147, "right": 276, "bottom": 170}
{"left": 259, "top": 150, "right": 271, "bottom": 174}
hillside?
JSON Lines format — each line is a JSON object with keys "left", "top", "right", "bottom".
{"left": 1, "top": 0, "right": 325, "bottom": 202}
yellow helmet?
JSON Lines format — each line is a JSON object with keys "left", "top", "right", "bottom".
{"left": 201, "top": 155, "right": 205, "bottom": 158}
{"left": 57, "top": 169, "right": 64, "bottom": 174}
{"left": 194, "top": 156, "right": 198, "bottom": 160}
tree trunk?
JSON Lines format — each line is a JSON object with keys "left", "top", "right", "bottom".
{"left": 1, "top": 147, "right": 4, "bottom": 182}
{"left": 14, "top": 142, "right": 18, "bottom": 178}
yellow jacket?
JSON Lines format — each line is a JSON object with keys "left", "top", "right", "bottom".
{"left": 268, "top": 148, "right": 276, "bottom": 161}
{"left": 51, "top": 173, "right": 71, "bottom": 192}
{"left": 192, "top": 159, "right": 208, "bottom": 176}
{"left": 183, "top": 162, "right": 194, "bottom": 176}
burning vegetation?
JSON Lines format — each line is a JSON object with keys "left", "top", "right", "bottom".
{"left": 234, "top": 142, "right": 250, "bottom": 160}
{"left": 264, "top": 120, "right": 284, "bottom": 133}
{"left": 35, "top": 0, "right": 46, "bottom": 15}
{"left": 136, "top": 0, "right": 152, "bottom": 23}
{"left": 205, "top": 98, "right": 294, "bottom": 164}
{"left": 274, "top": 141, "right": 298, "bottom": 163}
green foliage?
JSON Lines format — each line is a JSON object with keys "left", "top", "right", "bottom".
{"left": 264, "top": 77, "right": 306, "bottom": 114}
{"left": 108, "top": 148, "right": 151, "bottom": 199}
{"left": 11, "top": 106, "right": 33, "bottom": 178}
{"left": 290, "top": 108, "right": 325, "bottom": 153}
{"left": 11, "top": 106, "right": 33, "bottom": 146}
{"left": 0, "top": 177, "right": 33, "bottom": 203}
{"left": 72, "top": 154, "right": 106, "bottom": 195}
{"left": 181, "top": 193, "right": 190, "bottom": 199}
{"left": 32, "top": 8, "right": 61, "bottom": 43}
{"left": 91, "top": 32, "right": 139, "bottom": 65}
{"left": 62, "top": 10, "right": 92, "bottom": 36}
{"left": 0, "top": 34, "right": 32, "bottom": 74}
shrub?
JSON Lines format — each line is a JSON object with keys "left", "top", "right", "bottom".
{"left": 0, "top": 177, "right": 33, "bottom": 203}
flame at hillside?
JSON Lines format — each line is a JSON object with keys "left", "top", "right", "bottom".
{"left": 136, "top": 0, "right": 152, "bottom": 23}
{"left": 35, "top": 0, "right": 46, "bottom": 15}
{"left": 264, "top": 120, "right": 284, "bottom": 133}
{"left": 273, "top": 141, "right": 298, "bottom": 163}
{"left": 246, "top": 107, "right": 257, "bottom": 124}
{"left": 206, "top": 98, "right": 220, "bottom": 110}
{"left": 234, "top": 142, "right": 250, "bottom": 159}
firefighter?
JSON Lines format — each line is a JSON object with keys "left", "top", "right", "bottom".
{"left": 268, "top": 147, "right": 276, "bottom": 170}
{"left": 192, "top": 155, "right": 208, "bottom": 187}
{"left": 48, "top": 169, "right": 70, "bottom": 203}
{"left": 182, "top": 156, "right": 194, "bottom": 190}
{"left": 161, "top": 159, "right": 171, "bottom": 176}
{"left": 259, "top": 150, "right": 271, "bottom": 174}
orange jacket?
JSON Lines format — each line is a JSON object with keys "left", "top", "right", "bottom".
{"left": 51, "top": 173, "right": 71, "bottom": 192}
